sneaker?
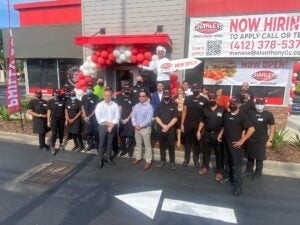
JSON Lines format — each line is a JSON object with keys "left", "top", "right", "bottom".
{"left": 43, "top": 144, "right": 50, "bottom": 151}
{"left": 83, "top": 145, "right": 92, "bottom": 152}
{"left": 198, "top": 167, "right": 209, "bottom": 175}
{"left": 50, "top": 147, "right": 57, "bottom": 156}
{"left": 71, "top": 146, "right": 79, "bottom": 151}
{"left": 157, "top": 161, "right": 166, "bottom": 168}
{"left": 182, "top": 160, "right": 189, "bottom": 167}
{"left": 59, "top": 144, "right": 64, "bottom": 151}
{"left": 170, "top": 163, "right": 176, "bottom": 170}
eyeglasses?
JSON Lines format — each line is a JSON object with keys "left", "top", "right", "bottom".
{"left": 139, "top": 95, "right": 146, "bottom": 97}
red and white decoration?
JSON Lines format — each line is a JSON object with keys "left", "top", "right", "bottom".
{"left": 74, "top": 45, "right": 155, "bottom": 99}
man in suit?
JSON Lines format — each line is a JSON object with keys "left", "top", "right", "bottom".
{"left": 151, "top": 82, "right": 164, "bottom": 111}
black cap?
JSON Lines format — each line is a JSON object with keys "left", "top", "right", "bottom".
{"left": 191, "top": 83, "right": 200, "bottom": 90}
{"left": 229, "top": 96, "right": 241, "bottom": 105}
{"left": 255, "top": 97, "right": 266, "bottom": 104}
{"left": 70, "top": 91, "right": 76, "bottom": 97}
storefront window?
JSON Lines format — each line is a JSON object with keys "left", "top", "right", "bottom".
{"left": 58, "top": 59, "right": 83, "bottom": 87}
{"left": 27, "top": 59, "right": 58, "bottom": 89}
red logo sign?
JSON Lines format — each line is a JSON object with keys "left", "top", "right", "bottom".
{"left": 161, "top": 63, "right": 172, "bottom": 70}
{"left": 252, "top": 70, "right": 277, "bottom": 81}
{"left": 194, "top": 21, "right": 223, "bottom": 34}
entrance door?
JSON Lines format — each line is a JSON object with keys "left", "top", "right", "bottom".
{"left": 115, "top": 66, "right": 139, "bottom": 91}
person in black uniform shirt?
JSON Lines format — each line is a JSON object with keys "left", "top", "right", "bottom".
{"left": 246, "top": 97, "right": 275, "bottom": 181}
{"left": 47, "top": 89, "right": 65, "bottom": 155}
{"left": 219, "top": 96, "right": 255, "bottom": 196}
{"left": 239, "top": 89, "right": 255, "bottom": 113}
{"left": 26, "top": 90, "right": 50, "bottom": 150}
{"left": 65, "top": 91, "right": 84, "bottom": 151}
{"left": 155, "top": 90, "right": 179, "bottom": 170}
{"left": 132, "top": 75, "right": 150, "bottom": 105}
{"left": 197, "top": 93, "right": 225, "bottom": 181}
{"left": 115, "top": 84, "right": 135, "bottom": 158}
{"left": 81, "top": 83, "right": 100, "bottom": 152}
{"left": 181, "top": 84, "right": 208, "bottom": 168}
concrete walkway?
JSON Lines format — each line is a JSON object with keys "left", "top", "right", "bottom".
{"left": 0, "top": 131, "right": 300, "bottom": 179}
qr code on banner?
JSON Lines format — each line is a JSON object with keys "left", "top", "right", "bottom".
{"left": 206, "top": 40, "right": 222, "bottom": 56}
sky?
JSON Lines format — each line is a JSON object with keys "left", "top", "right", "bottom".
{"left": 0, "top": 0, "right": 46, "bottom": 28}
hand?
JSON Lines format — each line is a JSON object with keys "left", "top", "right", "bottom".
{"left": 65, "top": 120, "right": 68, "bottom": 126}
{"left": 196, "top": 131, "right": 201, "bottom": 140}
{"left": 266, "top": 141, "right": 272, "bottom": 148}
{"left": 135, "top": 125, "right": 141, "bottom": 130}
{"left": 69, "top": 118, "right": 74, "bottom": 124}
{"left": 217, "top": 134, "right": 223, "bottom": 143}
{"left": 107, "top": 126, "right": 112, "bottom": 133}
{"left": 232, "top": 139, "right": 245, "bottom": 148}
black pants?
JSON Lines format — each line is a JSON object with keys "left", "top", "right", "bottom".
{"left": 224, "top": 138, "right": 244, "bottom": 188}
{"left": 247, "top": 157, "right": 263, "bottom": 176}
{"left": 38, "top": 133, "right": 46, "bottom": 148}
{"left": 120, "top": 136, "right": 135, "bottom": 153}
{"left": 158, "top": 130, "right": 176, "bottom": 163}
{"left": 72, "top": 133, "right": 83, "bottom": 148}
{"left": 184, "top": 127, "right": 200, "bottom": 162}
{"left": 203, "top": 131, "right": 224, "bottom": 173}
{"left": 50, "top": 119, "right": 65, "bottom": 147}
{"left": 98, "top": 125, "right": 117, "bottom": 160}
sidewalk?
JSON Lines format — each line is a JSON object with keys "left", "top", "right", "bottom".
{"left": 1, "top": 131, "right": 300, "bottom": 179}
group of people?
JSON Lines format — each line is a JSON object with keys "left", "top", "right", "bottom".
{"left": 26, "top": 72, "right": 275, "bottom": 196}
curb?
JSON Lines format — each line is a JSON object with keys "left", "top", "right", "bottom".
{"left": 0, "top": 131, "right": 300, "bottom": 179}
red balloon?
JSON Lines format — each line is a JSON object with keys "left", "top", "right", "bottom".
{"left": 130, "top": 55, "right": 137, "bottom": 64}
{"left": 142, "top": 60, "right": 150, "bottom": 66}
{"left": 97, "top": 57, "right": 105, "bottom": 65}
{"left": 138, "top": 47, "right": 147, "bottom": 54}
{"left": 82, "top": 86, "right": 87, "bottom": 92}
{"left": 106, "top": 59, "right": 113, "bottom": 66}
{"left": 77, "top": 72, "right": 85, "bottom": 81}
{"left": 131, "top": 47, "right": 138, "bottom": 55}
{"left": 136, "top": 54, "right": 144, "bottom": 62}
{"left": 79, "top": 79, "right": 87, "bottom": 86}
{"left": 101, "top": 50, "right": 109, "bottom": 59}
{"left": 106, "top": 46, "right": 114, "bottom": 53}
{"left": 171, "top": 88, "right": 177, "bottom": 96}
{"left": 84, "top": 76, "right": 93, "bottom": 84}
{"left": 75, "top": 83, "right": 82, "bottom": 89}
{"left": 95, "top": 51, "right": 101, "bottom": 57}
{"left": 293, "top": 63, "right": 300, "bottom": 73}
{"left": 170, "top": 74, "right": 178, "bottom": 82}
{"left": 91, "top": 55, "right": 98, "bottom": 63}
{"left": 96, "top": 63, "right": 103, "bottom": 69}
{"left": 144, "top": 51, "right": 152, "bottom": 61}
{"left": 108, "top": 53, "right": 116, "bottom": 62}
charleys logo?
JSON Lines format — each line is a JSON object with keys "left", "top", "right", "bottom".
{"left": 252, "top": 70, "right": 277, "bottom": 81}
{"left": 160, "top": 63, "right": 172, "bottom": 70}
{"left": 194, "top": 21, "right": 223, "bottom": 34}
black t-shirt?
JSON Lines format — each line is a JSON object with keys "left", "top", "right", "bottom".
{"left": 248, "top": 109, "right": 275, "bottom": 141}
{"left": 224, "top": 110, "right": 252, "bottom": 141}
{"left": 65, "top": 99, "right": 81, "bottom": 119}
{"left": 184, "top": 95, "right": 208, "bottom": 128}
{"left": 27, "top": 98, "right": 47, "bottom": 114}
{"left": 240, "top": 100, "right": 255, "bottom": 113}
{"left": 201, "top": 105, "right": 225, "bottom": 132}
{"left": 81, "top": 93, "right": 99, "bottom": 116}
{"left": 47, "top": 98, "right": 65, "bottom": 119}
{"left": 154, "top": 101, "right": 179, "bottom": 131}
{"left": 115, "top": 95, "right": 134, "bottom": 119}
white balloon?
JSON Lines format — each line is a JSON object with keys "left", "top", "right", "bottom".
{"left": 119, "top": 53, "right": 127, "bottom": 62}
{"left": 293, "top": 73, "right": 298, "bottom": 77}
{"left": 126, "top": 58, "right": 131, "bottom": 63}
{"left": 118, "top": 45, "right": 126, "bottom": 53}
{"left": 291, "top": 86, "right": 296, "bottom": 91}
{"left": 125, "top": 50, "right": 132, "bottom": 58}
{"left": 87, "top": 56, "right": 92, "bottom": 62}
{"left": 151, "top": 54, "right": 159, "bottom": 61}
{"left": 83, "top": 69, "right": 89, "bottom": 75}
{"left": 83, "top": 62, "right": 90, "bottom": 69}
{"left": 116, "top": 58, "right": 122, "bottom": 64}
{"left": 113, "top": 49, "right": 120, "bottom": 57}
{"left": 89, "top": 61, "right": 97, "bottom": 69}
{"left": 291, "top": 83, "right": 296, "bottom": 88}
{"left": 91, "top": 73, "right": 97, "bottom": 78}
{"left": 80, "top": 65, "right": 84, "bottom": 72}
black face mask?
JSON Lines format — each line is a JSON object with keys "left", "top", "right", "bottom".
{"left": 208, "top": 100, "right": 217, "bottom": 107}
{"left": 229, "top": 104, "right": 238, "bottom": 112}
{"left": 136, "top": 81, "right": 143, "bottom": 86}
{"left": 98, "top": 82, "right": 104, "bottom": 86}
{"left": 36, "top": 94, "right": 42, "bottom": 99}
{"left": 124, "top": 91, "right": 130, "bottom": 96}
{"left": 163, "top": 97, "right": 170, "bottom": 102}
{"left": 192, "top": 90, "right": 199, "bottom": 96}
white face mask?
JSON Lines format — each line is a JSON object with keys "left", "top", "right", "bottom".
{"left": 255, "top": 104, "right": 264, "bottom": 111}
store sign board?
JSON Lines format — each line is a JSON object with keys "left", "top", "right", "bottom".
{"left": 160, "top": 58, "right": 201, "bottom": 73}
{"left": 189, "top": 14, "right": 300, "bottom": 58}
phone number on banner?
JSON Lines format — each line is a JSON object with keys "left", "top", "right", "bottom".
{"left": 230, "top": 40, "right": 300, "bottom": 50}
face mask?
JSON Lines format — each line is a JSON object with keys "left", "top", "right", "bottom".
{"left": 208, "top": 100, "right": 217, "bottom": 107}
{"left": 71, "top": 96, "right": 77, "bottom": 101}
{"left": 54, "top": 94, "right": 60, "bottom": 99}
{"left": 36, "top": 94, "right": 42, "bottom": 99}
{"left": 255, "top": 104, "right": 264, "bottom": 111}
{"left": 163, "top": 97, "right": 170, "bottom": 102}
{"left": 136, "top": 81, "right": 143, "bottom": 86}
{"left": 124, "top": 91, "right": 130, "bottom": 96}
{"left": 229, "top": 104, "right": 238, "bottom": 112}
{"left": 87, "top": 89, "right": 93, "bottom": 94}
{"left": 192, "top": 90, "right": 199, "bottom": 96}
{"left": 98, "top": 82, "right": 104, "bottom": 86}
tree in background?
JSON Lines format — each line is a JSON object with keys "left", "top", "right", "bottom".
{"left": 0, "top": 29, "right": 8, "bottom": 76}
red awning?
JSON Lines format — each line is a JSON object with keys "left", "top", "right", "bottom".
{"left": 74, "top": 33, "right": 172, "bottom": 49}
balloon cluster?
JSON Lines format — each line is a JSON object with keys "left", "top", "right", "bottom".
{"left": 289, "top": 61, "right": 300, "bottom": 113}
{"left": 74, "top": 45, "right": 155, "bottom": 99}
{"left": 169, "top": 73, "right": 180, "bottom": 96}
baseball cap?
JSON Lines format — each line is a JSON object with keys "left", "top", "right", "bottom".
{"left": 191, "top": 83, "right": 200, "bottom": 90}
{"left": 229, "top": 96, "right": 241, "bottom": 104}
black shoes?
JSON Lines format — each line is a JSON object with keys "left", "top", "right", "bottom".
{"left": 98, "top": 159, "right": 104, "bottom": 169}
{"left": 50, "top": 146, "right": 57, "bottom": 156}
{"left": 194, "top": 160, "right": 200, "bottom": 168}
{"left": 83, "top": 145, "right": 92, "bottom": 152}
{"left": 105, "top": 158, "right": 115, "bottom": 165}
{"left": 182, "top": 160, "right": 189, "bottom": 167}
{"left": 119, "top": 151, "right": 128, "bottom": 157}
{"left": 233, "top": 186, "right": 242, "bottom": 196}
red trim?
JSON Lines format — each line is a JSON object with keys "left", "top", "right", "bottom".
{"left": 75, "top": 34, "right": 172, "bottom": 49}
{"left": 29, "top": 87, "right": 53, "bottom": 95}
{"left": 187, "top": 0, "right": 300, "bottom": 17}
{"left": 14, "top": 0, "right": 80, "bottom": 10}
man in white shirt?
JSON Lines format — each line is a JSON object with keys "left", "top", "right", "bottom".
{"left": 138, "top": 45, "right": 171, "bottom": 90}
{"left": 182, "top": 80, "right": 193, "bottom": 96}
{"left": 95, "top": 88, "right": 120, "bottom": 169}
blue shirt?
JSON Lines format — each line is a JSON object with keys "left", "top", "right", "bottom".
{"left": 132, "top": 102, "right": 153, "bottom": 128}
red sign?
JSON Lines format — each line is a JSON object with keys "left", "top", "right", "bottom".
{"left": 252, "top": 70, "right": 277, "bottom": 81}
{"left": 6, "top": 0, "right": 20, "bottom": 113}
